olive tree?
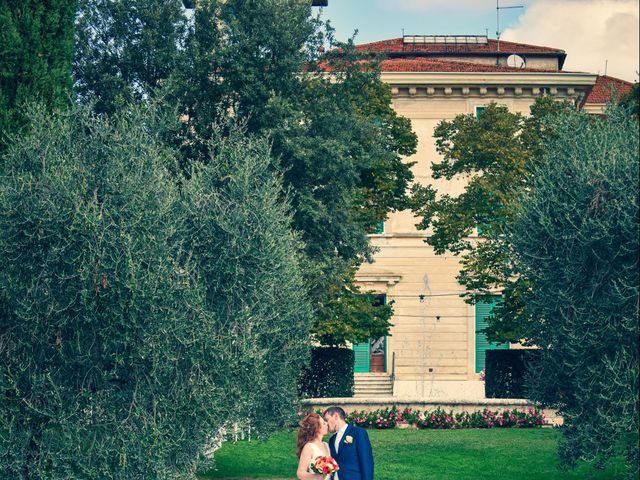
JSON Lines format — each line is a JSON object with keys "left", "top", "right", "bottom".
{"left": 0, "top": 105, "right": 311, "bottom": 479}
{"left": 510, "top": 105, "right": 639, "bottom": 477}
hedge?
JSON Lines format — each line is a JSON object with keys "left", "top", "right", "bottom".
{"left": 298, "top": 347, "right": 354, "bottom": 398}
{"left": 485, "top": 349, "right": 541, "bottom": 399}
{"left": 297, "top": 406, "right": 545, "bottom": 429}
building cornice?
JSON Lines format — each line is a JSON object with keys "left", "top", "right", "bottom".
{"left": 380, "top": 71, "right": 597, "bottom": 86}
{"left": 380, "top": 72, "right": 598, "bottom": 101}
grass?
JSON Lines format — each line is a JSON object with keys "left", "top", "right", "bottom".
{"left": 199, "top": 428, "right": 626, "bottom": 480}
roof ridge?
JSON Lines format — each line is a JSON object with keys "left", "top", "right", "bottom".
{"left": 486, "top": 38, "right": 565, "bottom": 53}
{"left": 596, "top": 74, "right": 633, "bottom": 84}
{"left": 354, "top": 37, "right": 565, "bottom": 54}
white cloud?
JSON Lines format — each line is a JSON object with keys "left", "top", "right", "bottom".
{"left": 374, "top": 0, "right": 492, "bottom": 12}
{"left": 502, "top": 0, "right": 639, "bottom": 82}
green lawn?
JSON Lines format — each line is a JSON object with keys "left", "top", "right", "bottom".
{"left": 199, "top": 429, "right": 626, "bottom": 480}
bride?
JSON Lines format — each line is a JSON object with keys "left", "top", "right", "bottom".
{"left": 296, "top": 413, "right": 333, "bottom": 480}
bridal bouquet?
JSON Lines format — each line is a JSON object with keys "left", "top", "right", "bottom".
{"left": 310, "top": 456, "right": 339, "bottom": 479}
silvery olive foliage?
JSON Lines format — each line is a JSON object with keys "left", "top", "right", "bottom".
{"left": 0, "top": 104, "right": 311, "bottom": 479}
{"left": 510, "top": 105, "right": 639, "bottom": 477}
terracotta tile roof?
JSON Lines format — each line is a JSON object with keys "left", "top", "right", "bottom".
{"left": 355, "top": 37, "right": 565, "bottom": 55}
{"left": 378, "top": 57, "right": 564, "bottom": 73}
{"left": 315, "top": 57, "right": 583, "bottom": 74}
{"left": 582, "top": 75, "right": 634, "bottom": 104}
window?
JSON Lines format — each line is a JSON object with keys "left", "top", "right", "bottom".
{"left": 475, "top": 216, "right": 489, "bottom": 236}
{"left": 475, "top": 198, "right": 504, "bottom": 237}
{"left": 475, "top": 208, "right": 497, "bottom": 236}
{"left": 475, "top": 106, "right": 487, "bottom": 118}
{"left": 475, "top": 296, "right": 509, "bottom": 373}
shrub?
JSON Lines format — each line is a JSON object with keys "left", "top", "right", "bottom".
{"left": 345, "top": 409, "right": 372, "bottom": 428}
{"left": 370, "top": 406, "right": 402, "bottom": 429}
{"left": 0, "top": 105, "right": 312, "bottom": 479}
{"left": 416, "top": 408, "right": 456, "bottom": 429}
{"left": 297, "top": 405, "right": 545, "bottom": 430}
{"left": 399, "top": 407, "right": 421, "bottom": 426}
{"left": 485, "top": 349, "right": 541, "bottom": 399}
{"left": 181, "top": 123, "right": 313, "bottom": 437}
{"left": 510, "top": 105, "right": 639, "bottom": 476}
{"left": 298, "top": 347, "right": 354, "bottom": 398}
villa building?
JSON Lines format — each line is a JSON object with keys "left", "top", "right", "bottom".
{"left": 350, "top": 35, "right": 633, "bottom": 399}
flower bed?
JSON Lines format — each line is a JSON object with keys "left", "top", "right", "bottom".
{"left": 297, "top": 405, "right": 545, "bottom": 429}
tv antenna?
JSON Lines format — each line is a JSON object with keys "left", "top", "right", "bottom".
{"left": 496, "top": 0, "right": 524, "bottom": 52}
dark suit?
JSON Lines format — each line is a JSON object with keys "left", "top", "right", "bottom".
{"left": 328, "top": 424, "right": 374, "bottom": 480}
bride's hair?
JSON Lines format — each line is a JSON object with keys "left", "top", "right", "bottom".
{"left": 296, "top": 413, "right": 322, "bottom": 458}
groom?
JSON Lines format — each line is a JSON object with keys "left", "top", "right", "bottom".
{"left": 323, "top": 406, "right": 374, "bottom": 480}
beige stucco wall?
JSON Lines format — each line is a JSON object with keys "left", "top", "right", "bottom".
{"left": 355, "top": 73, "right": 597, "bottom": 398}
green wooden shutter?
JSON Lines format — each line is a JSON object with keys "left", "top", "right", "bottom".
{"left": 353, "top": 342, "right": 370, "bottom": 372}
{"left": 475, "top": 297, "right": 509, "bottom": 373}
{"left": 368, "top": 221, "right": 384, "bottom": 234}
{"left": 353, "top": 294, "right": 387, "bottom": 372}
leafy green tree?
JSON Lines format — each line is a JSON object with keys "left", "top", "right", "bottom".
{"left": 269, "top": 50, "right": 415, "bottom": 345}
{"left": 0, "top": 104, "right": 311, "bottom": 478}
{"left": 411, "top": 98, "right": 572, "bottom": 343}
{"left": 73, "top": 0, "right": 188, "bottom": 115}
{"left": 0, "top": 0, "right": 76, "bottom": 152}
{"left": 618, "top": 82, "right": 639, "bottom": 119}
{"left": 509, "top": 105, "right": 639, "bottom": 477}
{"left": 74, "top": 0, "right": 417, "bottom": 346}
{"left": 174, "top": 1, "right": 417, "bottom": 346}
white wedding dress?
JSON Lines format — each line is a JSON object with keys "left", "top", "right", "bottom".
{"left": 307, "top": 441, "right": 331, "bottom": 472}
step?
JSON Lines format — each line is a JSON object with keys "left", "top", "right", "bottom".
{"left": 355, "top": 384, "right": 391, "bottom": 387}
{"left": 354, "top": 377, "right": 391, "bottom": 381}
{"left": 355, "top": 384, "right": 392, "bottom": 389}
{"left": 354, "top": 376, "right": 390, "bottom": 380}
{"left": 353, "top": 372, "right": 392, "bottom": 396}
{"left": 353, "top": 391, "right": 392, "bottom": 397}
{"left": 354, "top": 388, "right": 392, "bottom": 391}
{"left": 354, "top": 383, "right": 392, "bottom": 388}
{"left": 354, "top": 392, "right": 393, "bottom": 396}
{"left": 354, "top": 388, "right": 393, "bottom": 394}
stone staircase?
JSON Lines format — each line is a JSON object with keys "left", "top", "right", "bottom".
{"left": 353, "top": 372, "right": 393, "bottom": 397}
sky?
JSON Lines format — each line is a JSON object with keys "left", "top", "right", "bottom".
{"left": 320, "top": 0, "right": 639, "bottom": 82}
